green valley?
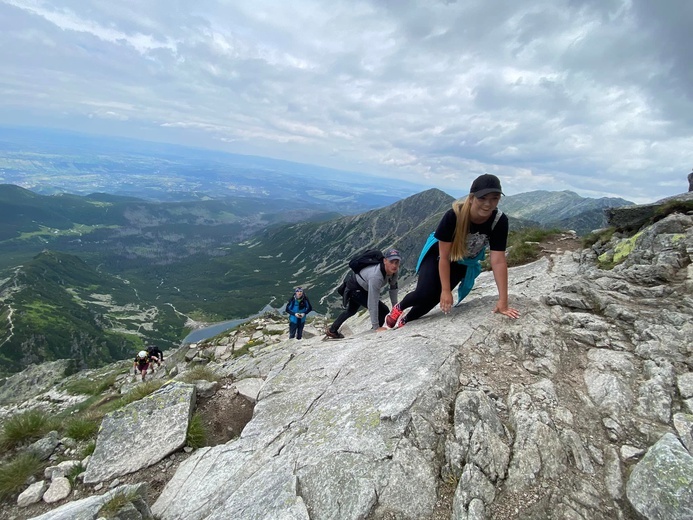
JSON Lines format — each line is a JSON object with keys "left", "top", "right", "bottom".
{"left": 0, "top": 182, "right": 634, "bottom": 376}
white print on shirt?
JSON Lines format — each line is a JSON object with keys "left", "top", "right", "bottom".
{"left": 466, "top": 232, "right": 488, "bottom": 258}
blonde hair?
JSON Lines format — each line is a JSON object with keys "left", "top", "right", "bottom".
{"left": 449, "top": 196, "right": 473, "bottom": 261}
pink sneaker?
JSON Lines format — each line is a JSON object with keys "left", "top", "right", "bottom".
{"left": 385, "top": 304, "right": 403, "bottom": 329}
{"left": 394, "top": 314, "right": 406, "bottom": 329}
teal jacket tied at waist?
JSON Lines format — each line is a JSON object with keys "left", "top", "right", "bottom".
{"left": 415, "top": 232, "right": 486, "bottom": 306}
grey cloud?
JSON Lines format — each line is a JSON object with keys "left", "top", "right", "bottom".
{"left": 0, "top": 0, "right": 691, "bottom": 203}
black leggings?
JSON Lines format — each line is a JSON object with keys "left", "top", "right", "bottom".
{"left": 289, "top": 320, "right": 305, "bottom": 339}
{"left": 399, "top": 245, "right": 467, "bottom": 323}
{"left": 330, "top": 289, "right": 390, "bottom": 332}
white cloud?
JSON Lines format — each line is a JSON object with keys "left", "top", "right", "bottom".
{"left": 3, "top": 0, "right": 176, "bottom": 54}
{"left": 0, "top": 0, "right": 692, "bottom": 203}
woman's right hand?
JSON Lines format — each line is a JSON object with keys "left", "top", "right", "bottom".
{"left": 440, "top": 290, "right": 454, "bottom": 314}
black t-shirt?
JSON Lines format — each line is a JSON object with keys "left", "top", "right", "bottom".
{"left": 434, "top": 208, "right": 509, "bottom": 257}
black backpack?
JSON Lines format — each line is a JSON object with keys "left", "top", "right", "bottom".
{"left": 334, "top": 249, "right": 383, "bottom": 308}
{"left": 348, "top": 249, "right": 384, "bottom": 273}
{"left": 336, "top": 271, "right": 352, "bottom": 308}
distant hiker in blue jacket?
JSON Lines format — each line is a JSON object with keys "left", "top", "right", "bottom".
{"left": 286, "top": 287, "right": 312, "bottom": 339}
{"left": 385, "top": 174, "right": 519, "bottom": 329}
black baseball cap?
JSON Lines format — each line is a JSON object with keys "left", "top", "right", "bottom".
{"left": 470, "top": 174, "right": 504, "bottom": 197}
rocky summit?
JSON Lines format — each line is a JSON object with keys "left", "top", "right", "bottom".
{"left": 2, "top": 203, "right": 692, "bottom": 520}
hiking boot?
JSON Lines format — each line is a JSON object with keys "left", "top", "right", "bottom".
{"left": 385, "top": 303, "right": 403, "bottom": 329}
{"left": 325, "top": 328, "right": 344, "bottom": 339}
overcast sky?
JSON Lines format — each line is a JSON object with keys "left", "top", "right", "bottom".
{"left": 1, "top": 0, "right": 692, "bottom": 203}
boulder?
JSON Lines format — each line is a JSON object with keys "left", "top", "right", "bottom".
{"left": 626, "top": 433, "right": 693, "bottom": 520}
{"left": 83, "top": 382, "right": 195, "bottom": 484}
{"left": 232, "top": 378, "right": 264, "bottom": 403}
{"left": 0, "top": 360, "right": 77, "bottom": 406}
{"left": 17, "top": 481, "right": 47, "bottom": 507}
{"left": 28, "top": 430, "right": 60, "bottom": 461}
{"left": 153, "top": 331, "right": 460, "bottom": 520}
{"left": 43, "top": 476, "right": 71, "bottom": 504}
{"left": 28, "top": 483, "right": 149, "bottom": 520}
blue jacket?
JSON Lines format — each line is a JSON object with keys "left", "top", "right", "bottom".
{"left": 416, "top": 233, "right": 486, "bottom": 305}
{"left": 285, "top": 295, "right": 312, "bottom": 323}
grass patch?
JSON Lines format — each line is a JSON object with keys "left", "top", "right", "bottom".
{"left": 66, "top": 462, "right": 85, "bottom": 486}
{"left": 582, "top": 227, "right": 615, "bottom": 249}
{"left": 64, "top": 373, "right": 118, "bottom": 395}
{"left": 179, "top": 366, "right": 220, "bottom": 383}
{"left": 81, "top": 440, "right": 96, "bottom": 458}
{"left": 233, "top": 343, "right": 252, "bottom": 358}
{"left": 0, "top": 452, "right": 44, "bottom": 501}
{"left": 485, "top": 227, "right": 568, "bottom": 268}
{"left": 97, "top": 490, "right": 140, "bottom": 518}
{"left": 506, "top": 241, "right": 542, "bottom": 267}
{"left": 515, "top": 228, "right": 562, "bottom": 243}
{"left": 186, "top": 412, "right": 207, "bottom": 449}
{"left": 65, "top": 416, "right": 101, "bottom": 441}
{"left": 94, "top": 381, "right": 164, "bottom": 416}
{"left": 124, "top": 380, "right": 164, "bottom": 402}
{"left": 0, "top": 410, "right": 53, "bottom": 451}
{"left": 652, "top": 199, "right": 693, "bottom": 223}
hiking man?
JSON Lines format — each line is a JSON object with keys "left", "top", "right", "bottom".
{"left": 133, "top": 350, "right": 150, "bottom": 382}
{"left": 146, "top": 344, "right": 164, "bottom": 371}
{"left": 688, "top": 169, "right": 693, "bottom": 192}
{"left": 325, "top": 248, "right": 401, "bottom": 338}
{"left": 285, "top": 287, "right": 313, "bottom": 340}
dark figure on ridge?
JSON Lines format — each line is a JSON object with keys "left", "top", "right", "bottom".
{"left": 147, "top": 344, "right": 164, "bottom": 371}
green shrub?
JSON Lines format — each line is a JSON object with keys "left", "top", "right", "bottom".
{"left": 186, "top": 412, "right": 207, "bottom": 449}
{"left": 179, "top": 366, "right": 220, "bottom": 383}
{"left": 65, "top": 417, "right": 100, "bottom": 441}
{"left": 0, "top": 410, "right": 53, "bottom": 451}
{"left": 0, "top": 452, "right": 44, "bottom": 501}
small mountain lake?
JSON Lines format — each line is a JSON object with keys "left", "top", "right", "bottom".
{"left": 181, "top": 306, "right": 317, "bottom": 344}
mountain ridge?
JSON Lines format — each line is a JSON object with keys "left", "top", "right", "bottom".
{"left": 0, "top": 185, "right": 636, "bottom": 375}
{"left": 1, "top": 199, "right": 691, "bottom": 519}
{"left": 499, "top": 189, "right": 633, "bottom": 233}
{"left": 0, "top": 250, "right": 181, "bottom": 375}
